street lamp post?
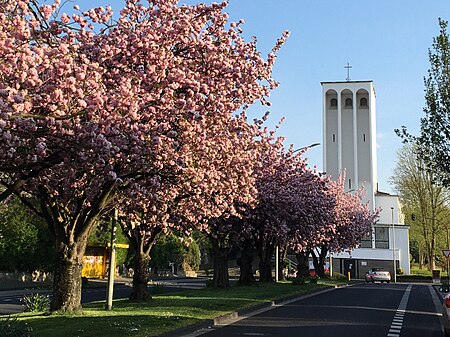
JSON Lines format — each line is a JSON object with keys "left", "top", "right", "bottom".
{"left": 292, "top": 142, "right": 320, "bottom": 154}
{"left": 329, "top": 252, "right": 333, "bottom": 277}
{"left": 391, "top": 207, "right": 397, "bottom": 283}
{"left": 105, "top": 208, "right": 118, "bottom": 311}
{"left": 275, "top": 245, "right": 279, "bottom": 282}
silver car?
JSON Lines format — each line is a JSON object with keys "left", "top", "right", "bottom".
{"left": 365, "top": 267, "right": 391, "bottom": 283}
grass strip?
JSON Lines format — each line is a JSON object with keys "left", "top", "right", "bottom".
{"left": 13, "top": 280, "right": 342, "bottom": 337}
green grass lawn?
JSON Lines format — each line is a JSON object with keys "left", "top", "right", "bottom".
{"left": 13, "top": 281, "right": 338, "bottom": 337}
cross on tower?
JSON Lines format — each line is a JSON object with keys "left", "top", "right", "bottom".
{"left": 345, "top": 62, "right": 352, "bottom": 81}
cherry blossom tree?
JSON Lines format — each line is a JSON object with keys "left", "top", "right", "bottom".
{"left": 235, "top": 124, "right": 334, "bottom": 283}
{"left": 121, "top": 112, "right": 260, "bottom": 295}
{"left": 284, "top": 161, "right": 335, "bottom": 279}
{"left": 310, "top": 174, "right": 379, "bottom": 277}
{"left": 0, "top": 0, "right": 286, "bottom": 311}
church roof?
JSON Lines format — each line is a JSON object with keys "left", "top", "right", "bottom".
{"left": 321, "top": 80, "right": 373, "bottom": 85}
{"left": 375, "top": 190, "right": 399, "bottom": 197}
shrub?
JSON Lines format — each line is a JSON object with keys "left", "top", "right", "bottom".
{"left": 292, "top": 277, "right": 305, "bottom": 285}
{"left": 22, "top": 293, "right": 50, "bottom": 312}
{"left": 0, "top": 316, "right": 32, "bottom": 337}
{"left": 397, "top": 268, "right": 404, "bottom": 275}
{"left": 150, "top": 234, "right": 201, "bottom": 273}
{"left": 331, "top": 272, "right": 347, "bottom": 281}
{"left": 0, "top": 197, "right": 55, "bottom": 272}
{"left": 307, "top": 276, "right": 319, "bottom": 284}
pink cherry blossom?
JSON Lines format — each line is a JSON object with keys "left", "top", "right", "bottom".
{"left": 0, "top": 0, "right": 285, "bottom": 308}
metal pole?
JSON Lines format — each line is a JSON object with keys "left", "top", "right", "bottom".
{"left": 391, "top": 207, "right": 397, "bottom": 283}
{"left": 275, "top": 245, "right": 279, "bottom": 282}
{"left": 448, "top": 256, "right": 450, "bottom": 286}
{"left": 105, "top": 208, "right": 118, "bottom": 311}
{"left": 445, "top": 225, "right": 450, "bottom": 286}
{"left": 329, "top": 252, "right": 333, "bottom": 277}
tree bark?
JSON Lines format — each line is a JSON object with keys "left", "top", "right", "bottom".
{"left": 39, "top": 181, "right": 116, "bottom": 312}
{"left": 210, "top": 236, "right": 230, "bottom": 288}
{"left": 126, "top": 225, "right": 161, "bottom": 302}
{"left": 295, "top": 251, "right": 310, "bottom": 279}
{"left": 212, "top": 250, "right": 229, "bottom": 288}
{"left": 259, "top": 259, "right": 273, "bottom": 282}
{"left": 51, "top": 240, "right": 86, "bottom": 312}
{"left": 129, "top": 252, "right": 151, "bottom": 301}
{"left": 258, "top": 241, "right": 275, "bottom": 283}
{"left": 237, "top": 240, "right": 255, "bottom": 286}
{"left": 419, "top": 246, "right": 425, "bottom": 269}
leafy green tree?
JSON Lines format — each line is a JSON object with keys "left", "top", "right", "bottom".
{"left": 150, "top": 234, "right": 200, "bottom": 274}
{"left": 397, "top": 18, "right": 450, "bottom": 186}
{"left": 390, "top": 144, "right": 450, "bottom": 270}
{"left": 0, "top": 197, "right": 54, "bottom": 272}
{"left": 88, "top": 219, "right": 130, "bottom": 269}
{"left": 396, "top": 18, "right": 450, "bottom": 268}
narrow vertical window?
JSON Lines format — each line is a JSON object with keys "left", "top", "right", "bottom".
{"left": 332, "top": 134, "right": 336, "bottom": 142}
{"left": 345, "top": 98, "right": 352, "bottom": 107}
{"left": 363, "top": 134, "right": 366, "bottom": 142}
{"left": 330, "top": 98, "right": 337, "bottom": 107}
{"left": 349, "top": 179, "right": 352, "bottom": 189}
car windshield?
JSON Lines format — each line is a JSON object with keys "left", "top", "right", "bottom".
{"left": 372, "top": 268, "right": 385, "bottom": 272}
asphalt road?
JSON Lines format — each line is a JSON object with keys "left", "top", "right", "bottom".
{"left": 0, "top": 277, "right": 207, "bottom": 315}
{"left": 194, "top": 283, "right": 444, "bottom": 337}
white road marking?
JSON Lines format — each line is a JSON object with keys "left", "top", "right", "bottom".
{"left": 429, "top": 284, "right": 445, "bottom": 336}
{"left": 386, "top": 284, "right": 412, "bottom": 337}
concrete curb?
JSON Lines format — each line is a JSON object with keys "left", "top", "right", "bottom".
{"left": 158, "top": 283, "right": 351, "bottom": 337}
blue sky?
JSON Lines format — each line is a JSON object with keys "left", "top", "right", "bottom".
{"left": 71, "top": 0, "right": 450, "bottom": 192}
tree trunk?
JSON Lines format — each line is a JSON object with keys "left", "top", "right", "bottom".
{"left": 311, "top": 246, "right": 328, "bottom": 278}
{"left": 51, "top": 241, "right": 86, "bottom": 312}
{"left": 296, "top": 251, "right": 310, "bottom": 279}
{"left": 419, "top": 246, "right": 425, "bottom": 269}
{"left": 237, "top": 240, "right": 255, "bottom": 286}
{"left": 259, "top": 259, "right": 273, "bottom": 282}
{"left": 311, "top": 251, "right": 320, "bottom": 277}
{"left": 129, "top": 253, "right": 151, "bottom": 301}
{"left": 258, "top": 241, "right": 275, "bottom": 283}
{"left": 426, "top": 240, "right": 436, "bottom": 270}
{"left": 210, "top": 237, "right": 230, "bottom": 288}
{"left": 212, "top": 248, "right": 229, "bottom": 288}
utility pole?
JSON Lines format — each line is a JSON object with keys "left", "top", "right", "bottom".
{"left": 105, "top": 208, "right": 118, "bottom": 311}
{"left": 329, "top": 252, "right": 333, "bottom": 277}
{"left": 391, "top": 207, "right": 397, "bottom": 283}
{"left": 275, "top": 245, "right": 279, "bottom": 282}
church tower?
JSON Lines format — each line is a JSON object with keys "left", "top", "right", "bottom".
{"left": 321, "top": 79, "right": 410, "bottom": 277}
{"left": 322, "top": 80, "right": 377, "bottom": 209}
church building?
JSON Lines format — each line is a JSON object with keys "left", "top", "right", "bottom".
{"left": 322, "top": 80, "right": 410, "bottom": 279}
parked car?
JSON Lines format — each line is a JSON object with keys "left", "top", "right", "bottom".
{"left": 365, "top": 267, "right": 391, "bottom": 283}
{"left": 442, "top": 292, "right": 450, "bottom": 336}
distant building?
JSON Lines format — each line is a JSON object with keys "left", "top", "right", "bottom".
{"left": 322, "top": 80, "right": 410, "bottom": 278}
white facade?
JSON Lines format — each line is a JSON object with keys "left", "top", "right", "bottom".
{"left": 322, "top": 81, "right": 377, "bottom": 209}
{"left": 322, "top": 80, "right": 410, "bottom": 276}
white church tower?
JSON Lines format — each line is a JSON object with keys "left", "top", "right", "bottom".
{"left": 322, "top": 80, "right": 377, "bottom": 209}
{"left": 321, "top": 79, "right": 411, "bottom": 277}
